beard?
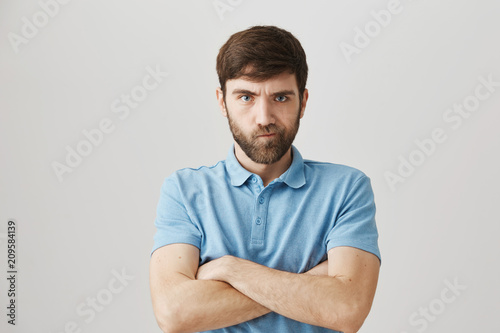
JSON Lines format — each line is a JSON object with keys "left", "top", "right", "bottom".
{"left": 226, "top": 107, "right": 301, "bottom": 165}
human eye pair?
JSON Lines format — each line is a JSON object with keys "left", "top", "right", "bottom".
{"left": 239, "top": 95, "right": 287, "bottom": 102}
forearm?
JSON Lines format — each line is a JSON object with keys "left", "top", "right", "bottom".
{"left": 214, "top": 257, "right": 360, "bottom": 332}
{"left": 158, "top": 277, "right": 270, "bottom": 332}
{"left": 158, "top": 259, "right": 329, "bottom": 333}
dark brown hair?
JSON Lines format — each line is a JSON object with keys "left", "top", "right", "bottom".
{"left": 216, "top": 25, "right": 308, "bottom": 104}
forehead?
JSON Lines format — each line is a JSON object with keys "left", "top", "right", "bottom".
{"left": 226, "top": 71, "right": 299, "bottom": 93}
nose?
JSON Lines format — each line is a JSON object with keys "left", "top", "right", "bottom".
{"left": 255, "top": 99, "right": 275, "bottom": 126}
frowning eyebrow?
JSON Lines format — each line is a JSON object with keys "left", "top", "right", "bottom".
{"left": 272, "top": 90, "right": 296, "bottom": 97}
{"left": 231, "top": 89, "right": 296, "bottom": 97}
{"left": 231, "top": 89, "right": 257, "bottom": 96}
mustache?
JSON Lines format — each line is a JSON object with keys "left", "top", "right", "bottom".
{"left": 253, "top": 124, "right": 280, "bottom": 137}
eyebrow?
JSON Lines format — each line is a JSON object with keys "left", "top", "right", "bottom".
{"left": 231, "top": 89, "right": 296, "bottom": 97}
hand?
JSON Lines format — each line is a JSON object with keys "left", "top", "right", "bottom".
{"left": 196, "top": 255, "right": 235, "bottom": 281}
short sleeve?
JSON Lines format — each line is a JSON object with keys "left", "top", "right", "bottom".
{"left": 326, "top": 175, "right": 381, "bottom": 263}
{"left": 151, "top": 176, "right": 202, "bottom": 256}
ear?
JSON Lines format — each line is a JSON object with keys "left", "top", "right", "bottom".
{"left": 299, "top": 89, "right": 309, "bottom": 119}
{"left": 216, "top": 87, "right": 228, "bottom": 117}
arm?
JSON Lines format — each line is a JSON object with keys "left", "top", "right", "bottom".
{"left": 197, "top": 246, "right": 380, "bottom": 333}
{"left": 149, "top": 243, "right": 329, "bottom": 332}
{"left": 150, "top": 243, "right": 269, "bottom": 332}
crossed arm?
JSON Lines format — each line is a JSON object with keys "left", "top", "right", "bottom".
{"left": 150, "top": 244, "right": 379, "bottom": 333}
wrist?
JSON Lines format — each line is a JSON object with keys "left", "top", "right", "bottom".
{"left": 214, "top": 255, "right": 238, "bottom": 282}
{"left": 219, "top": 255, "right": 246, "bottom": 284}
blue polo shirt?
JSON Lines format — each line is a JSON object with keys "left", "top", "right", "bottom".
{"left": 152, "top": 145, "right": 380, "bottom": 332}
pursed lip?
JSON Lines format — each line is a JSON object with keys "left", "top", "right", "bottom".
{"left": 257, "top": 133, "right": 276, "bottom": 138}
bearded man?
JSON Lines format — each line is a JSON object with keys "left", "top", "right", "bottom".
{"left": 150, "top": 25, "right": 381, "bottom": 333}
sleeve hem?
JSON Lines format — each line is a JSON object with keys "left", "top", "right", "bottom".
{"left": 150, "top": 238, "right": 201, "bottom": 257}
{"left": 326, "top": 241, "right": 381, "bottom": 264}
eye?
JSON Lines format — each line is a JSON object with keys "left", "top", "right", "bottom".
{"left": 240, "top": 95, "right": 252, "bottom": 102}
{"left": 275, "top": 96, "right": 287, "bottom": 102}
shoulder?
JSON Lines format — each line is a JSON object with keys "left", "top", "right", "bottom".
{"left": 164, "top": 159, "right": 228, "bottom": 187}
{"left": 303, "top": 159, "right": 368, "bottom": 184}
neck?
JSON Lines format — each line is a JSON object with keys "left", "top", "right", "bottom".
{"left": 233, "top": 143, "right": 293, "bottom": 187}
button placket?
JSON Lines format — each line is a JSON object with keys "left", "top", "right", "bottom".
{"left": 250, "top": 186, "right": 272, "bottom": 247}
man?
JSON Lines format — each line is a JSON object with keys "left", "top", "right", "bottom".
{"left": 150, "top": 25, "right": 381, "bottom": 333}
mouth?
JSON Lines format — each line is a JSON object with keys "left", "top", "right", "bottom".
{"left": 257, "top": 133, "right": 276, "bottom": 138}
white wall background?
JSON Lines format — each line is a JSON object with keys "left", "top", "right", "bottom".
{"left": 1, "top": 0, "right": 499, "bottom": 332}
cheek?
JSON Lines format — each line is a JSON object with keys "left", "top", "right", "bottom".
{"left": 282, "top": 112, "right": 301, "bottom": 126}
{"left": 276, "top": 103, "right": 300, "bottom": 118}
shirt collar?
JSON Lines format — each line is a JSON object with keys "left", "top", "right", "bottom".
{"left": 280, "top": 145, "right": 306, "bottom": 189}
{"left": 225, "top": 144, "right": 306, "bottom": 189}
{"left": 225, "top": 144, "right": 253, "bottom": 186}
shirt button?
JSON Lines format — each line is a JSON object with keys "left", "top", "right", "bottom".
{"left": 251, "top": 177, "right": 257, "bottom": 183}
{"left": 256, "top": 217, "right": 262, "bottom": 225}
{"left": 259, "top": 197, "right": 265, "bottom": 204}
